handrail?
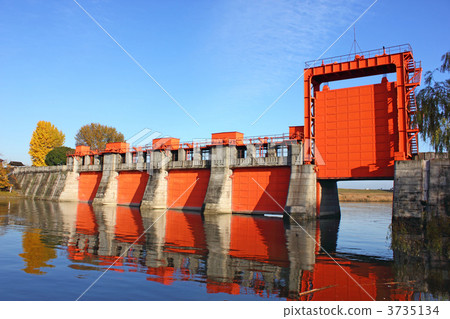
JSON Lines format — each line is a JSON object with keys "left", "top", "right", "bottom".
{"left": 305, "top": 44, "right": 413, "bottom": 68}
{"left": 68, "top": 132, "right": 304, "bottom": 156}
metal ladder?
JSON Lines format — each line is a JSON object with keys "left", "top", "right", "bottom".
{"left": 405, "top": 58, "right": 422, "bottom": 157}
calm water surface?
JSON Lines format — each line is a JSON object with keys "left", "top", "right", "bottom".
{"left": 0, "top": 199, "right": 447, "bottom": 301}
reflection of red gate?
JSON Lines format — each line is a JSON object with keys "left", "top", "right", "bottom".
{"left": 75, "top": 203, "right": 98, "bottom": 235}
{"left": 78, "top": 172, "right": 102, "bottom": 202}
{"left": 167, "top": 169, "right": 210, "bottom": 209}
{"left": 303, "top": 255, "right": 392, "bottom": 301}
{"left": 164, "top": 210, "right": 206, "bottom": 255}
{"left": 117, "top": 171, "right": 149, "bottom": 205}
{"left": 115, "top": 206, "right": 145, "bottom": 244}
{"left": 230, "top": 215, "right": 288, "bottom": 267}
{"left": 232, "top": 167, "right": 290, "bottom": 213}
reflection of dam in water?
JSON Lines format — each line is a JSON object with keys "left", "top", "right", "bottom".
{"left": 12, "top": 200, "right": 418, "bottom": 301}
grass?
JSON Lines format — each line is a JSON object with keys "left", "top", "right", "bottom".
{"left": 338, "top": 188, "right": 393, "bottom": 202}
{"left": 0, "top": 190, "right": 22, "bottom": 199}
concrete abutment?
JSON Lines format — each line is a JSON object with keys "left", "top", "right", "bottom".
{"left": 393, "top": 156, "right": 449, "bottom": 219}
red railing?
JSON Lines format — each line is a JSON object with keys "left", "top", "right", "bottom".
{"left": 305, "top": 44, "right": 413, "bottom": 68}
{"left": 68, "top": 132, "right": 304, "bottom": 157}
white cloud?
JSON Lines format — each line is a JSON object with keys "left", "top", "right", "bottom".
{"left": 206, "top": 0, "right": 368, "bottom": 93}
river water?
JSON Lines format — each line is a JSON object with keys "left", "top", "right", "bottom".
{"left": 0, "top": 199, "right": 447, "bottom": 301}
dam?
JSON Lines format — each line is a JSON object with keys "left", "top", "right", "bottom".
{"left": 12, "top": 44, "right": 449, "bottom": 219}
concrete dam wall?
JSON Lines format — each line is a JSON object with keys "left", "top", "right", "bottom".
{"left": 14, "top": 142, "right": 448, "bottom": 220}
{"left": 13, "top": 140, "right": 340, "bottom": 220}
{"left": 13, "top": 165, "right": 78, "bottom": 202}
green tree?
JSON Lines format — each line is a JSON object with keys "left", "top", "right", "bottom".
{"left": 75, "top": 123, "right": 125, "bottom": 150}
{"left": 416, "top": 52, "right": 450, "bottom": 154}
{"left": 45, "top": 146, "right": 75, "bottom": 166}
{"left": 29, "top": 121, "right": 65, "bottom": 167}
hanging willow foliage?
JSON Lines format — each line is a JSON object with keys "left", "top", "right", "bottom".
{"left": 416, "top": 52, "right": 450, "bottom": 154}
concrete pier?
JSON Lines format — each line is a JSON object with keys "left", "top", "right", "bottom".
{"left": 93, "top": 154, "right": 120, "bottom": 205}
{"left": 59, "top": 157, "right": 80, "bottom": 202}
{"left": 285, "top": 143, "right": 317, "bottom": 220}
{"left": 285, "top": 164, "right": 317, "bottom": 220}
{"left": 203, "top": 145, "right": 233, "bottom": 214}
{"left": 141, "top": 151, "right": 169, "bottom": 209}
{"left": 317, "top": 180, "right": 341, "bottom": 218}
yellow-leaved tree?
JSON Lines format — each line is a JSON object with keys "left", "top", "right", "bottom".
{"left": 29, "top": 121, "right": 65, "bottom": 166}
{"left": 0, "top": 162, "right": 12, "bottom": 189}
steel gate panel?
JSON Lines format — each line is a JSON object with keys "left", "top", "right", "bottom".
{"left": 232, "top": 167, "right": 290, "bottom": 213}
{"left": 78, "top": 172, "right": 102, "bottom": 202}
{"left": 117, "top": 171, "right": 149, "bottom": 205}
{"left": 167, "top": 169, "right": 210, "bottom": 209}
{"left": 315, "top": 80, "right": 397, "bottom": 179}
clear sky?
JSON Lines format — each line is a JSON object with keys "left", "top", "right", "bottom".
{"left": 1, "top": 0, "right": 449, "bottom": 188}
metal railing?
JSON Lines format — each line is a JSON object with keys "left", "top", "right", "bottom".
{"left": 68, "top": 131, "right": 304, "bottom": 157}
{"left": 143, "top": 132, "right": 301, "bottom": 152}
{"left": 305, "top": 44, "right": 412, "bottom": 68}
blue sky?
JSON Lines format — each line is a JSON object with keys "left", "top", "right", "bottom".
{"left": 1, "top": 0, "right": 449, "bottom": 188}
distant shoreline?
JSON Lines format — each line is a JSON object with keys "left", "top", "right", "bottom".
{"left": 1, "top": 189, "right": 394, "bottom": 203}
{"left": 338, "top": 188, "right": 393, "bottom": 202}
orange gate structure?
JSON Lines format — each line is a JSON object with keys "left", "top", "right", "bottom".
{"left": 78, "top": 172, "right": 102, "bottom": 202}
{"left": 117, "top": 171, "right": 149, "bottom": 206}
{"left": 232, "top": 167, "right": 291, "bottom": 213}
{"left": 304, "top": 44, "right": 421, "bottom": 180}
{"left": 314, "top": 80, "right": 397, "bottom": 178}
{"left": 167, "top": 169, "right": 211, "bottom": 210}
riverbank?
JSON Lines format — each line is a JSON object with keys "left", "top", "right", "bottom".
{"left": 338, "top": 188, "right": 393, "bottom": 202}
{"left": 0, "top": 191, "right": 22, "bottom": 200}
{"left": 2, "top": 189, "right": 394, "bottom": 202}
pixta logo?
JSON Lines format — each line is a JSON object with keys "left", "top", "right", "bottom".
{"left": 126, "top": 128, "right": 172, "bottom": 174}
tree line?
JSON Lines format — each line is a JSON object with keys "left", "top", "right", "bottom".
{"left": 28, "top": 122, "right": 125, "bottom": 167}
{"left": 1, "top": 122, "right": 125, "bottom": 190}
